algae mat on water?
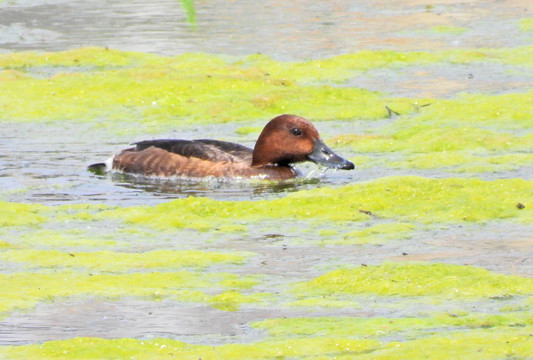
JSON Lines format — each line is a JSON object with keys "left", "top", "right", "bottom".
{"left": 0, "top": 46, "right": 532, "bottom": 134}
{"left": 1, "top": 176, "right": 532, "bottom": 358}
{"left": 0, "top": 45, "right": 532, "bottom": 359}
{"left": 1, "top": 176, "right": 531, "bottom": 233}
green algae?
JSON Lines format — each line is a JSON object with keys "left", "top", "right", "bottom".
{"left": 330, "top": 100, "right": 533, "bottom": 173}
{"left": 0, "top": 240, "right": 12, "bottom": 249}
{"left": 100, "top": 177, "right": 532, "bottom": 229}
{"left": 519, "top": 17, "right": 533, "bottom": 32}
{"left": 252, "top": 311, "right": 532, "bottom": 339}
{"left": 209, "top": 290, "right": 272, "bottom": 311}
{"left": 312, "top": 222, "right": 415, "bottom": 246}
{"left": 333, "top": 125, "right": 532, "bottom": 153}
{"left": 0, "top": 337, "right": 379, "bottom": 360}
{"left": 357, "top": 329, "right": 533, "bottom": 360}
{"left": 0, "top": 48, "right": 408, "bottom": 132}
{"left": 0, "top": 47, "right": 163, "bottom": 69}
{"left": 0, "top": 45, "right": 532, "bottom": 358}
{"left": 387, "top": 152, "right": 533, "bottom": 173}
{"left": 0, "top": 324, "right": 530, "bottom": 359}
{"left": 239, "top": 46, "right": 533, "bottom": 83}
{"left": 430, "top": 25, "right": 468, "bottom": 35}
{"left": 0, "top": 270, "right": 259, "bottom": 315}
{"left": 2, "top": 176, "right": 529, "bottom": 238}
{"left": 0, "top": 249, "right": 253, "bottom": 272}
{"left": 0, "top": 201, "right": 47, "bottom": 227}
{"left": 1, "top": 46, "right": 532, "bottom": 134}
{"left": 295, "top": 263, "right": 533, "bottom": 299}
{"left": 407, "top": 91, "right": 533, "bottom": 131}
{"left": 284, "top": 297, "right": 362, "bottom": 310}
{"left": 235, "top": 125, "right": 262, "bottom": 135}
{"left": 237, "top": 50, "right": 441, "bottom": 83}
{"left": 1, "top": 229, "right": 125, "bottom": 250}
{"left": 337, "top": 222, "right": 415, "bottom": 245}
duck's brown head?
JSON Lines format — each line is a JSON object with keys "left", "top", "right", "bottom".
{"left": 251, "top": 114, "right": 354, "bottom": 170}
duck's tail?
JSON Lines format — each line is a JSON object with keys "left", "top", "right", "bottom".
{"left": 88, "top": 162, "right": 106, "bottom": 170}
{"left": 87, "top": 162, "right": 107, "bottom": 175}
{"left": 88, "top": 156, "right": 114, "bottom": 174}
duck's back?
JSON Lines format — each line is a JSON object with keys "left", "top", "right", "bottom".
{"left": 134, "top": 139, "right": 253, "bottom": 163}
{"left": 112, "top": 139, "right": 258, "bottom": 178}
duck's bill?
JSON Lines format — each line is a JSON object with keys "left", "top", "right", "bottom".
{"left": 308, "top": 139, "right": 355, "bottom": 170}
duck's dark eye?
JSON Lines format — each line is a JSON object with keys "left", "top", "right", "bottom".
{"left": 290, "top": 128, "right": 302, "bottom": 136}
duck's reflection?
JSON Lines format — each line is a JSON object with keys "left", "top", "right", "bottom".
{"left": 105, "top": 171, "right": 323, "bottom": 201}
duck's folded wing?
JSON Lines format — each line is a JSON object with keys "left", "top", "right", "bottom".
{"left": 133, "top": 139, "right": 253, "bottom": 163}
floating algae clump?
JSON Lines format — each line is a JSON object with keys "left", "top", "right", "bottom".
{"left": 358, "top": 329, "right": 533, "bottom": 360}
{"left": 401, "top": 91, "right": 533, "bottom": 131}
{"left": 1, "top": 46, "right": 532, "bottom": 134}
{"left": 0, "top": 47, "right": 409, "bottom": 132}
{"left": 252, "top": 311, "right": 533, "bottom": 338}
{"left": 2, "top": 229, "right": 125, "bottom": 250}
{"left": 333, "top": 126, "right": 532, "bottom": 153}
{"left": 0, "top": 324, "right": 531, "bottom": 359}
{"left": 387, "top": 152, "right": 533, "bottom": 173}
{"left": 295, "top": 263, "right": 533, "bottom": 298}
{"left": 238, "top": 46, "right": 533, "bottom": 83}
{"left": 0, "top": 201, "right": 47, "bottom": 227}
{"left": 0, "top": 337, "right": 379, "bottom": 360}
{"left": 0, "top": 47, "right": 161, "bottom": 68}
{"left": 0, "top": 249, "right": 254, "bottom": 272}
{"left": 519, "top": 17, "right": 533, "bottom": 31}
{"left": 101, "top": 176, "right": 532, "bottom": 230}
{"left": 0, "top": 270, "right": 259, "bottom": 315}
{"left": 429, "top": 25, "right": 468, "bottom": 35}
{"left": 325, "top": 222, "right": 415, "bottom": 245}
{"left": 209, "top": 290, "right": 272, "bottom": 311}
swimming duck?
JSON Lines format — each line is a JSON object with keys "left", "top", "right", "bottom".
{"left": 89, "top": 114, "right": 354, "bottom": 180}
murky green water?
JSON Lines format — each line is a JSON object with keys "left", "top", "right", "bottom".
{"left": 0, "top": 0, "right": 532, "bottom": 359}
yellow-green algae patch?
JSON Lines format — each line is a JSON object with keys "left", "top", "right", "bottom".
{"left": 295, "top": 263, "right": 533, "bottom": 298}
{"left": 0, "top": 328, "right": 531, "bottom": 359}
{"left": 1, "top": 177, "right": 530, "bottom": 237}
{"left": 1, "top": 229, "right": 125, "bottom": 250}
{"left": 284, "top": 297, "right": 362, "bottom": 310}
{"left": 330, "top": 90, "right": 533, "bottom": 174}
{"left": 0, "top": 201, "right": 48, "bottom": 227}
{"left": 0, "top": 337, "right": 379, "bottom": 360}
{"left": 235, "top": 125, "right": 262, "bottom": 135}
{"left": 0, "top": 249, "right": 254, "bottom": 272}
{"left": 0, "top": 47, "right": 162, "bottom": 68}
{"left": 1, "top": 46, "right": 532, "bottom": 134}
{"left": 252, "top": 311, "right": 532, "bottom": 338}
{"left": 209, "top": 290, "right": 273, "bottom": 311}
{"left": 238, "top": 46, "right": 533, "bottom": 83}
{"left": 356, "top": 328, "right": 532, "bottom": 360}
{"left": 101, "top": 177, "right": 532, "bottom": 230}
{"left": 0, "top": 270, "right": 259, "bottom": 315}
{"left": 399, "top": 91, "right": 533, "bottom": 131}
{"left": 429, "top": 25, "right": 468, "bottom": 35}
{"left": 0, "top": 240, "right": 12, "bottom": 249}
{"left": 0, "top": 47, "right": 412, "bottom": 132}
{"left": 519, "top": 17, "right": 533, "bottom": 31}
{"left": 332, "top": 126, "right": 532, "bottom": 153}
{"left": 386, "top": 152, "right": 533, "bottom": 173}
{"left": 335, "top": 222, "right": 415, "bottom": 245}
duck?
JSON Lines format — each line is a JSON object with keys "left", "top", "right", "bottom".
{"left": 88, "top": 114, "right": 354, "bottom": 180}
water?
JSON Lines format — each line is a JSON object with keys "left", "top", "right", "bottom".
{"left": 0, "top": 0, "right": 532, "bottom": 351}
{"left": 1, "top": 0, "right": 531, "bottom": 59}
{"left": 0, "top": 120, "right": 366, "bottom": 206}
